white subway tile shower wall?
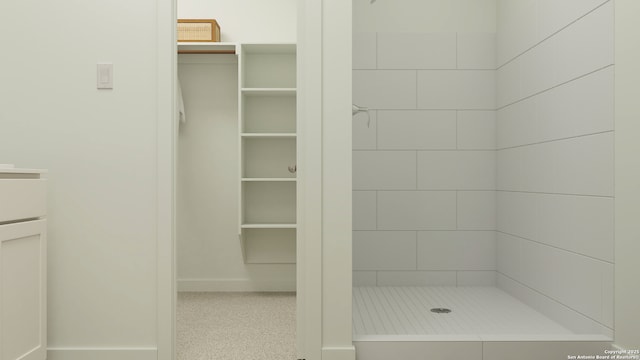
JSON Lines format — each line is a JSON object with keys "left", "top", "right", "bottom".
{"left": 496, "top": 0, "right": 614, "bottom": 336}
{"left": 352, "top": 30, "right": 497, "bottom": 287}
{"left": 352, "top": 0, "right": 614, "bottom": 337}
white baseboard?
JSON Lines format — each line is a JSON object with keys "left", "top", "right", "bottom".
{"left": 177, "top": 278, "right": 296, "bottom": 292}
{"left": 322, "top": 346, "right": 356, "bottom": 360}
{"left": 47, "top": 348, "right": 157, "bottom": 360}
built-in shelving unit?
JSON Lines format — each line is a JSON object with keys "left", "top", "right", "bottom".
{"left": 239, "top": 43, "right": 297, "bottom": 264}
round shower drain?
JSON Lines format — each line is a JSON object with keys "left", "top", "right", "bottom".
{"left": 430, "top": 308, "right": 452, "bottom": 314}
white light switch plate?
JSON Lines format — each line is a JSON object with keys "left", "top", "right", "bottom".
{"left": 97, "top": 63, "right": 113, "bottom": 89}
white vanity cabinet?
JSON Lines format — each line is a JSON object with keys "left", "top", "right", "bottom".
{"left": 0, "top": 168, "right": 47, "bottom": 360}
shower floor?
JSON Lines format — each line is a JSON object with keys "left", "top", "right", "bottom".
{"left": 353, "top": 286, "right": 592, "bottom": 341}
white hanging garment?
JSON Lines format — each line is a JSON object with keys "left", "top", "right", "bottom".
{"left": 177, "top": 77, "right": 187, "bottom": 124}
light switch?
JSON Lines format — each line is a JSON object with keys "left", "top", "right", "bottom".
{"left": 97, "top": 63, "right": 113, "bottom": 89}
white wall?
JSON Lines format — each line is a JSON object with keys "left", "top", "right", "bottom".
{"left": 176, "top": 55, "right": 296, "bottom": 291}
{"left": 496, "top": 0, "right": 614, "bottom": 337}
{"left": 177, "top": 0, "right": 296, "bottom": 42}
{"left": 614, "top": 0, "right": 640, "bottom": 351}
{"left": 0, "top": 0, "right": 164, "bottom": 358}
{"left": 352, "top": 0, "right": 498, "bottom": 287}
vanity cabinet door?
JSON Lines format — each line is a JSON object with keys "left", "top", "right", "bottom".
{"left": 0, "top": 220, "right": 47, "bottom": 360}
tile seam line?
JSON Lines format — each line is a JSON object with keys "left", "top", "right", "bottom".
{"left": 364, "top": 109, "right": 492, "bottom": 111}
{"left": 496, "top": 130, "right": 615, "bottom": 151}
{"left": 356, "top": 189, "right": 497, "bottom": 192}
{"left": 359, "top": 108, "right": 496, "bottom": 111}
{"left": 496, "top": 64, "right": 614, "bottom": 110}
{"left": 496, "top": 230, "right": 614, "bottom": 265}
{"left": 495, "top": 189, "right": 613, "bottom": 199}
{"left": 352, "top": 230, "right": 496, "bottom": 233}
{"left": 354, "top": 68, "right": 495, "bottom": 71}
{"left": 353, "top": 149, "right": 497, "bottom": 152}
{"left": 496, "top": 0, "right": 612, "bottom": 70}
{"left": 356, "top": 269, "right": 495, "bottom": 272}
{"left": 497, "top": 271, "right": 614, "bottom": 331}
{"left": 361, "top": 270, "right": 497, "bottom": 272}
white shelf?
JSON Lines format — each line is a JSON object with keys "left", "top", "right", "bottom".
{"left": 241, "top": 224, "right": 297, "bottom": 229}
{"left": 242, "top": 43, "right": 296, "bottom": 54}
{"left": 178, "top": 42, "right": 237, "bottom": 54}
{"left": 241, "top": 133, "right": 296, "bottom": 138}
{"left": 242, "top": 178, "right": 296, "bottom": 182}
{"left": 0, "top": 168, "right": 46, "bottom": 174}
{"left": 241, "top": 88, "right": 296, "bottom": 96}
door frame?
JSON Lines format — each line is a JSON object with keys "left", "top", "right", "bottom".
{"left": 155, "top": 1, "right": 354, "bottom": 359}
{"left": 296, "top": 1, "right": 323, "bottom": 358}
{"left": 156, "top": 0, "right": 176, "bottom": 358}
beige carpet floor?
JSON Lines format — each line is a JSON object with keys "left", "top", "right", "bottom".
{"left": 177, "top": 292, "right": 296, "bottom": 360}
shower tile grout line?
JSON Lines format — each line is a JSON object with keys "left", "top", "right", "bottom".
{"left": 496, "top": 130, "right": 614, "bottom": 151}
{"left": 496, "top": 230, "right": 614, "bottom": 265}
{"left": 496, "top": 272, "right": 614, "bottom": 330}
{"left": 495, "top": 189, "right": 613, "bottom": 199}
{"left": 355, "top": 68, "right": 495, "bottom": 71}
{"left": 496, "top": 64, "right": 614, "bottom": 110}
{"left": 353, "top": 149, "right": 497, "bottom": 152}
{"left": 355, "top": 188, "right": 610, "bottom": 198}
{"left": 353, "top": 230, "right": 496, "bottom": 233}
{"left": 496, "top": 0, "right": 612, "bottom": 70}
{"left": 358, "top": 108, "right": 495, "bottom": 110}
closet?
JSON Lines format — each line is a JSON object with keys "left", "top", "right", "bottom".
{"left": 177, "top": 41, "right": 297, "bottom": 279}
{"left": 176, "top": 41, "right": 297, "bottom": 359}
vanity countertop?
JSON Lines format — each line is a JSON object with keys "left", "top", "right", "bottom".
{"left": 0, "top": 165, "right": 46, "bottom": 174}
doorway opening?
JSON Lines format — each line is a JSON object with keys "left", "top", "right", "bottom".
{"left": 173, "top": 4, "right": 300, "bottom": 359}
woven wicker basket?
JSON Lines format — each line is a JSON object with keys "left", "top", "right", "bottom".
{"left": 178, "top": 19, "right": 220, "bottom": 42}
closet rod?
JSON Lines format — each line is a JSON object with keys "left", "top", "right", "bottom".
{"left": 178, "top": 50, "right": 236, "bottom": 55}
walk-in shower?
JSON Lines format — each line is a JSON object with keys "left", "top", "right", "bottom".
{"left": 352, "top": 0, "right": 614, "bottom": 358}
